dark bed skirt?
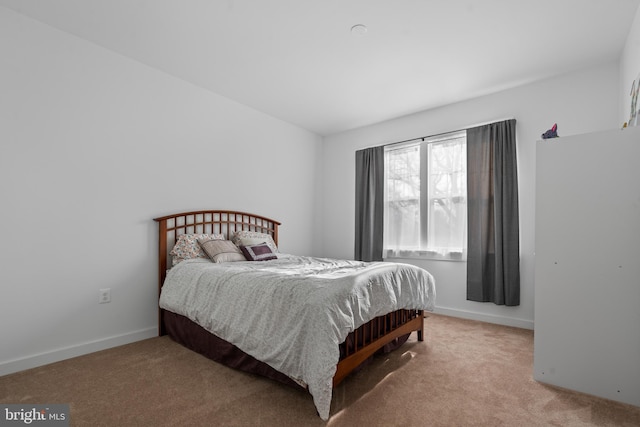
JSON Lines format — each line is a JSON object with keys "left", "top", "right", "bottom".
{"left": 163, "top": 310, "right": 303, "bottom": 389}
{"left": 162, "top": 310, "right": 411, "bottom": 389}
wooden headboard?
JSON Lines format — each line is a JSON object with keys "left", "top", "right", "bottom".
{"left": 153, "top": 210, "right": 281, "bottom": 335}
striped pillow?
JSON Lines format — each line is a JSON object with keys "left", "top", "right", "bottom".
{"left": 197, "top": 238, "right": 246, "bottom": 263}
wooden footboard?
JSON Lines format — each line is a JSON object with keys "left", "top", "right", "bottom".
{"left": 162, "top": 308, "right": 424, "bottom": 390}
{"left": 334, "top": 309, "right": 424, "bottom": 386}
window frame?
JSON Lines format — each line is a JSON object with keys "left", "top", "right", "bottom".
{"left": 383, "top": 130, "right": 467, "bottom": 261}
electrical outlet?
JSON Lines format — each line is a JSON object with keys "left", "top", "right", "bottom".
{"left": 99, "top": 288, "right": 111, "bottom": 304}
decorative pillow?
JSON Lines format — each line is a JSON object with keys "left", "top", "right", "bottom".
{"left": 197, "top": 238, "right": 246, "bottom": 263}
{"left": 240, "top": 243, "right": 278, "bottom": 261}
{"left": 170, "top": 233, "right": 224, "bottom": 266}
{"left": 231, "top": 231, "right": 278, "bottom": 253}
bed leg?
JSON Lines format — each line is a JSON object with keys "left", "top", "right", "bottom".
{"left": 417, "top": 310, "right": 424, "bottom": 342}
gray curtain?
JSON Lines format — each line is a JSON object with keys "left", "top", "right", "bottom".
{"left": 466, "top": 119, "right": 520, "bottom": 306}
{"left": 354, "top": 146, "right": 384, "bottom": 261}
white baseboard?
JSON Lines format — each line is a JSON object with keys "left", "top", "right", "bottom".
{"left": 432, "top": 306, "right": 534, "bottom": 330}
{"left": 0, "top": 327, "right": 157, "bottom": 377}
{"left": 1, "top": 310, "right": 532, "bottom": 377}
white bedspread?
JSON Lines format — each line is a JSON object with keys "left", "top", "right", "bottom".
{"left": 159, "top": 254, "right": 435, "bottom": 420}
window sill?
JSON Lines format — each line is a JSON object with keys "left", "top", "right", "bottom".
{"left": 384, "top": 250, "right": 466, "bottom": 262}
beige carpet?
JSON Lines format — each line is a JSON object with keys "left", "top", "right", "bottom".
{"left": 1, "top": 314, "right": 639, "bottom": 426}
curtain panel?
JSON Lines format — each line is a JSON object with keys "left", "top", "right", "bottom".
{"left": 354, "top": 146, "right": 384, "bottom": 261}
{"left": 466, "top": 119, "right": 520, "bottom": 306}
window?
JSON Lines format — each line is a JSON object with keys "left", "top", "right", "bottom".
{"left": 383, "top": 130, "right": 467, "bottom": 260}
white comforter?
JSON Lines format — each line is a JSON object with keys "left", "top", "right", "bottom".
{"left": 159, "top": 254, "right": 436, "bottom": 420}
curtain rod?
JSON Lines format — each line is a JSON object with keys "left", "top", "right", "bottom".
{"left": 365, "top": 116, "right": 516, "bottom": 150}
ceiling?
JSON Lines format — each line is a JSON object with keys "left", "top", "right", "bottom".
{"left": 2, "top": 0, "right": 639, "bottom": 136}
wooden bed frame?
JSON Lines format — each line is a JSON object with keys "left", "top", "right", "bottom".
{"left": 154, "top": 210, "right": 424, "bottom": 387}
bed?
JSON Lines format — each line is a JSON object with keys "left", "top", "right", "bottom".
{"left": 154, "top": 210, "right": 435, "bottom": 420}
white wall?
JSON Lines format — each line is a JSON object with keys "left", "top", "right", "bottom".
{"left": 0, "top": 7, "right": 322, "bottom": 375}
{"left": 321, "top": 63, "right": 620, "bottom": 329}
{"left": 620, "top": 4, "right": 640, "bottom": 125}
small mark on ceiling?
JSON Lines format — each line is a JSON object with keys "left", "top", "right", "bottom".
{"left": 350, "top": 24, "right": 368, "bottom": 36}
